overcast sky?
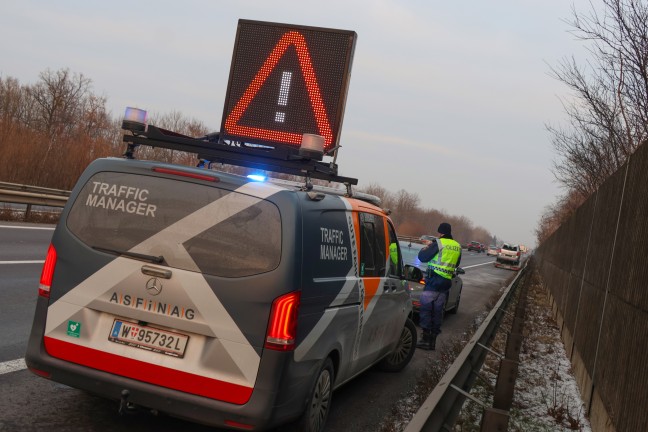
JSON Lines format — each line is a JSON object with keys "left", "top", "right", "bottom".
{"left": 1, "top": 0, "right": 595, "bottom": 248}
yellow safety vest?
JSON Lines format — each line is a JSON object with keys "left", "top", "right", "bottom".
{"left": 428, "top": 238, "right": 461, "bottom": 279}
{"left": 389, "top": 242, "right": 398, "bottom": 265}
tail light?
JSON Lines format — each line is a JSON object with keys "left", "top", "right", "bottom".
{"left": 153, "top": 166, "right": 219, "bottom": 182}
{"left": 265, "top": 291, "right": 301, "bottom": 351}
{"left": 38, "top": 244, "right": 57, "bottom": 298}
{"left": 517, "top": 251, "right": 521, "bottom": 257}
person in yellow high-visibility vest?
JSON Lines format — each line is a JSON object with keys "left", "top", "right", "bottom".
{"left": 389, "top": 242, "right": 398, "bottom": 266}
{"left": 416, "top": 222, "right": 462, "bottom": 350}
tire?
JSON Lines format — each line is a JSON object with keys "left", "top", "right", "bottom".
{"left": 378, "top": 318, "right": 417, "bottom": 372}
{"left": 298, "top": 358, "right": 334, "bottom": 432}
{"left": 411, "top": 311, "right": 420, "bottom": 325}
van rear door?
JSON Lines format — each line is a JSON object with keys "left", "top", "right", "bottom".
{"left": 43, "top": 166, "right": 285, "bottom": 404}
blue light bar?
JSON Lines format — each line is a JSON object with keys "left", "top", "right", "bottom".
{"left": 122, "top": 107, "right": 148, "bottom": 132}
{"left": 247, "top": 174, "right": 266, "bottom": 182}
{"left": 124, "top": 107, "right": 148, "bottom": 124}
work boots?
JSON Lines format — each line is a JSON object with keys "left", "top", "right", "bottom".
{"left": 416, "top": 330, "right": 436, "bottom": 350}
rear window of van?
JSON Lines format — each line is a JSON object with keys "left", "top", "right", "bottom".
{"left": 67, "top": 171, "right": 281, "bottom": 277}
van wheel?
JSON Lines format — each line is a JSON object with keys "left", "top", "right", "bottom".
{"left": 378, "top": 318, "right": 417, "bottom": 372}
{"left": 299, "top": 358, "right": 334, "bottom": 432}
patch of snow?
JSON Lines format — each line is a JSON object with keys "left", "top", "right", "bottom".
{"left": 509, "top": 279, "right": 592, "bottom": 431}
{"left": 381, "top": 270, "right": 594, "bottom": 432}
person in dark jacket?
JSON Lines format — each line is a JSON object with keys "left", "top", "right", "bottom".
{"left": 416, "top": 222, "right": 462, "bottom": 350}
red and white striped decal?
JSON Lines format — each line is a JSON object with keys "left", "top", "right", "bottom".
{"left": 44, "top": 337, "right": 253, "bottom": 404}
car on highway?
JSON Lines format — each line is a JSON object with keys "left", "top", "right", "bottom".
{"left": 487, "top": 245, "right": 500, "bottom": 256}
{"left": 419, "top": 234, "right": 437, "bottom": 244}
{"left": 467, "top": 241, "right": 482, "bottom": 252}
{"left": 497, "top": 243, "right": 521, "bottom": 265}
{"left": 399, "top": 240, "right": 464, "bottom": 323}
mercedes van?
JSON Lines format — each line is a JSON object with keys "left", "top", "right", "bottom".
{"left": 26, "top": 157, "right": 416, "bottom": 431}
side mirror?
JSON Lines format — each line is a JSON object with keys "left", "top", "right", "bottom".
{"left": 455, "top": 267, "right": 465, "bottom": 275}
{"left": 404, "top": 265, "right": 424, "bottom": 282}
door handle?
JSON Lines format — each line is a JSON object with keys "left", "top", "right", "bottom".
{"left": 141, "top": 265, "right": 172, "bottom": 279}
{"left": 384, "top": 283, "right": 397, "bottom": 293}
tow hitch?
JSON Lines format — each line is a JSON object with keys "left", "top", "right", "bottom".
{"left": 118, "top": 389, "right": 137, "bottom": 416}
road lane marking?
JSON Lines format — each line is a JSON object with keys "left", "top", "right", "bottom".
{"left": 0, "top": 358, "right": 27, "bottom": 375}
{"left": 0, "top": 225, "right": 55, "bottom": 230}
{"left": 462, "top": 262, "right": 495, "bottom": 269}
{"left": 0, "top": 260, "right": 45, "bottom": 264}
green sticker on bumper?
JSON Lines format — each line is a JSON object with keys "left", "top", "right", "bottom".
{"left": 67, "top": 320, "right": 81, "bottom": 338}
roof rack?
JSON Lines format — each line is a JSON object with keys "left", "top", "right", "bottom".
{"left": 119, "top": 109, "right": 388, "bottom": 207}
{"left": 265, "top": 177, "right": 382, "bottom": 207}
{"left": 123, "top": 122, "right": 358, "bottom": 186}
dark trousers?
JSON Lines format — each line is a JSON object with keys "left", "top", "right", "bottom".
{"left": 418, "top": 290, "right": 448, "bottom": 336}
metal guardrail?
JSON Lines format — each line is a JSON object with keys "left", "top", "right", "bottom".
{"left": 398, "top": 235, "right": 427, "bottom": 244}
{"left": 404, "top": 261, "right": 529, "bottom": 432}
{"left": 0, "top": 181, "right": 70, "bottom": 208}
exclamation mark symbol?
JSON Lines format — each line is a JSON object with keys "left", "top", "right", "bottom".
{"left": 275, "top": 71, "right": 292, "bottom": 123}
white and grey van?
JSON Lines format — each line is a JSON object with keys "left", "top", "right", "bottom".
{"left": 26, "top": 157, "right": 417, "bottom": 431}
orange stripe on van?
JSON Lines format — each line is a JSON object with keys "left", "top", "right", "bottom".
{"left": 363, "top": 277, "right": 380, "bottom": 310}
{"left": 344, "top": 197, "right": 383, "bottom": 213}
{"left": 43, "top": 336, "right": 253, "bottom": 404}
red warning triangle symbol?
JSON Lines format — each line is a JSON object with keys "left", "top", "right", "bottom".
{"left": 224, "top": 31, "right": 334, "bottom": 147}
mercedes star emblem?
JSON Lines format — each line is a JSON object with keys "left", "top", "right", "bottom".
{"left": 145, "top": 277, "right": 163, "bottom": 296}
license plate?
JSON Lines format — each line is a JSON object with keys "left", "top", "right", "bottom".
{"left": 109, "top": 319, "right": 189, "bottom": 358}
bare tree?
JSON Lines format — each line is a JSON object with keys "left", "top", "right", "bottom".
{"left": 137, "top": 110, "right": 210, "bottom": 165}
{"left": 449, "top": 215, "right": 474, "bottom": 245}
{"left": 360, "top": 183, "right": 395, "bottom": 209}
{"left": 548, "top": 0, "right": 648, "bottom": 197}
{"left": 390, "top": 189, "right": 421, "bottom": 227}
{"left": 0, "top": 69, "right": 123, "bottom": 188}
{"left": 0, "top": 77, "right": 27, "bottom": 137}
{"left": 29, "top": 69, "right": 93, "bottom": 136}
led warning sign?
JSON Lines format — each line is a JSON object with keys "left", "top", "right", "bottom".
{"left": 220, "top": 20, "right": 357, "bottom": 152}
